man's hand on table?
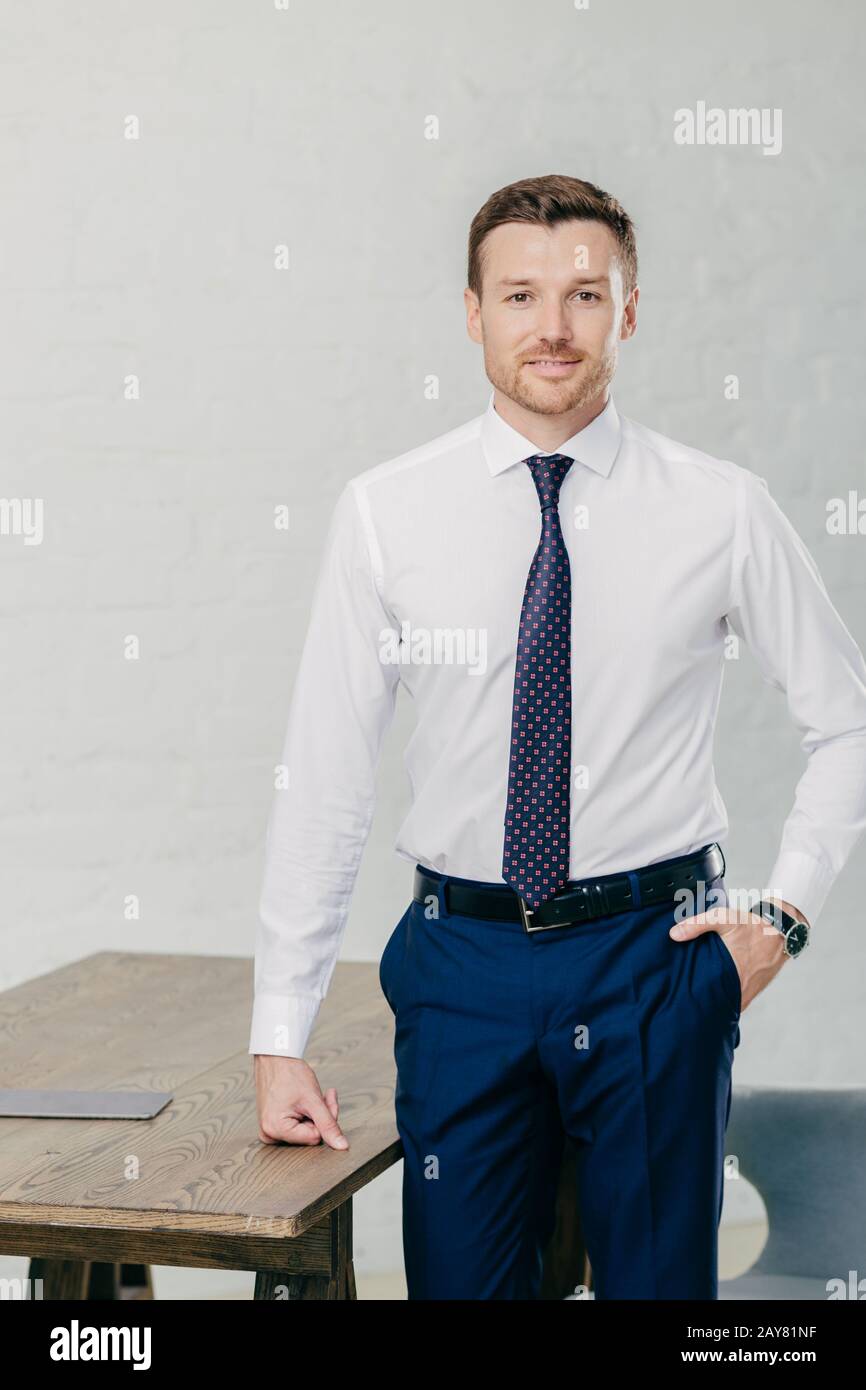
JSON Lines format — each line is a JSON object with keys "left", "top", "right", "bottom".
{"left": 254, "top": 1054, "right": 349, "bottom": 1149}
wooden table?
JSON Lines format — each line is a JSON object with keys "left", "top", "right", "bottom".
{"left": 0, "top": 950, "right": 588, "bottom": 1300}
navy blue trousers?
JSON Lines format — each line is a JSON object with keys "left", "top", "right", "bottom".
{"left": 379, "top": 864, "right": 742, "bottom": 1300}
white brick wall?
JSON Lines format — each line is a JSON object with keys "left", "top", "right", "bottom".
{"left": 0, "top": 0, "right": 864, "bottom": 1290}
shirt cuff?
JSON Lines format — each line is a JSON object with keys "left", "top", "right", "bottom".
{"left": 764, "top": 849, "right": 837, "bottom": 927}
{"left": 248, "top": 993, "right": 322, "bottom": 1060}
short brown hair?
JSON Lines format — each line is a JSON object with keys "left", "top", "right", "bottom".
{"left": 467, "top": 174, "right": 638, "bottom": 301}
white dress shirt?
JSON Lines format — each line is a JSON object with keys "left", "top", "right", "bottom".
{"left": 250, "top": 388, "right": 866, "bottom": 1058}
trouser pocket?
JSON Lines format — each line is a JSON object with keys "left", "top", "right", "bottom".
{"left": 709, "top": 927, "right": 742, "bottom": 1017}
{"left": 379, "top": 904, "right": 411, "bottom": 1013}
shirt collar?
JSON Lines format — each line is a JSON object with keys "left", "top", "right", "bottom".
{"left": 480, "top": 388, "right": 622, "bottom": 478}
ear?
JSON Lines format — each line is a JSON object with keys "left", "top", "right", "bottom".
{"left": 621, "top": 284, "right": 639, "bottom": 341}
{"left": 464, "top": 286, "right": 483, "bottom": 345}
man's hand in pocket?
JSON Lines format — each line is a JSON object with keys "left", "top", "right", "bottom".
{"left": 668, "top": 897, "right": 805, "bottom": 1011}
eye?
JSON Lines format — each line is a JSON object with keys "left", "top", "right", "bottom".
{"left": 505, "top": 290, "right": 600, "bottom": 305}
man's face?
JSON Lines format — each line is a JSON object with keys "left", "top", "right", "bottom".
{"left": 464, "top": 218, "right": 638, "bottom": 416}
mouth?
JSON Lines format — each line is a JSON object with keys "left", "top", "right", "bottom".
{"left": 524, "top": 358, "right": 581, "bottom": 377}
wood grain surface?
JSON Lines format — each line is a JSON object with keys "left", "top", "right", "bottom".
{"left": 0, "top": 951, "right": 400, "bottom": 1266}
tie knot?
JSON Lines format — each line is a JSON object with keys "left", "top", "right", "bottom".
{"left": 524, "top": 453, "right": 574, "bottom": 511}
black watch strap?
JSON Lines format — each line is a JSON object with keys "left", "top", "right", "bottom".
{"left": 752, "top": 899, "right": 809, "bottom": 957}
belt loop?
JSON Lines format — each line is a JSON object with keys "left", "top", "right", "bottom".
{"left": 434, "top": 875, "right": 449, "bottom": 921}
{"left": 591, "top": 882, "right": 607, "bottom": 914}
{"left": 627, "top": 869, "right": 642, "bottom": 909}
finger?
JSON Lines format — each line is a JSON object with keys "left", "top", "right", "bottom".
{"left": 307, "top": 1096, "right": 349, "bottom": 1150}
{"left": 669, "top": 913, "right": 712, "bottom": 940}
{"left": 260, "top": 1113, "right": 324, "bottom": 1146}
{"left": 323, "top": 1087, "right": 340, "bottom": 1122}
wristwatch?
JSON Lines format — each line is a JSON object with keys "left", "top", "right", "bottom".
{"left": 751, "top": 899, "right": 810, "bottom": 958}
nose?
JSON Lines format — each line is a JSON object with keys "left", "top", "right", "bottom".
{"left": 533, "top": 302, "right": 573, "bottom": 348}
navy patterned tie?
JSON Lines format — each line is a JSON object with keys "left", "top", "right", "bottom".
{"left": 502, "top": 453, "right": 574, "bottom": 909}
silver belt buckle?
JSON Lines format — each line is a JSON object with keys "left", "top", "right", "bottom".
{"left": 518, "top": 896, "right": 569, "bottom": 934}
{"left": 519, "top": 883, "right": 602, "bottom": 933}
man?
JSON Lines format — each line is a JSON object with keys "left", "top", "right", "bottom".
{"left": 250, "top": 175, "right": 866, "bottom": 1299}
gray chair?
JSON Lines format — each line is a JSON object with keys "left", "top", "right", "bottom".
{"left": 718, "top": 1085, "right": 866, "bottom": 1300}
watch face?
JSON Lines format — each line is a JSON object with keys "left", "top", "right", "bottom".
{"left": 785, "top": 920, "right": 809, "bottom": 956}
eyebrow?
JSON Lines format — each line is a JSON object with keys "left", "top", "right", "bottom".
{"left": 495, "top": 275, "right": 611, "bottom": 288}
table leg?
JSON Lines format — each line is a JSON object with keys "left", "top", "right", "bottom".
{"left": 27, "top": 1259, "right": 154, "bottom": 1300}
{"left": 254, "top": 1199, "right": 356, "bottom": 1301}
{"left": 118, "top": 1263, "right": 154, "bottom": 1299}
{"left": 540, "top": 1136, "right": 594, "bottom": 1298}
{"left": 28, "top": 1257, "right": 90, "bottom": 1299}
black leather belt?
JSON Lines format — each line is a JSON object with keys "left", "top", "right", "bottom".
{"left": 413, "top": 843, "right": 725, "bottom": 933}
